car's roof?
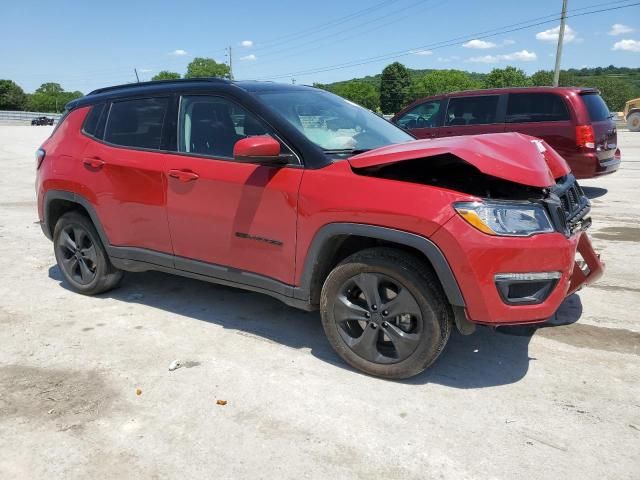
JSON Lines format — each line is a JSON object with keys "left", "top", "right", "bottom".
{"left": 66, "top": 78, "right": 316, "bottom": 110}
{"left": 445, "top": 86, "right": 598, "bottom": 97}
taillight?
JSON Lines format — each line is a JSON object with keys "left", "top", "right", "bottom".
{"left": 35, "top": 148, "right": 46, "bottom": 169}
{"left": 575, "top": 125, "right": 595, "bottom": 149}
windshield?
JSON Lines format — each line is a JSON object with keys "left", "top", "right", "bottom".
{"left": 255, "top": 89, "right": 413, "bottom": 154}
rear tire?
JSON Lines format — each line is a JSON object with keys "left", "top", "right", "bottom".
{"left": 320, "top": 247, "right": 453, "bottom": 379}
{"left": 628, "top": 112, "right": 640, "bottom": 132}
{"left": 53, "top": 211, "right": 123, "bottom": 295}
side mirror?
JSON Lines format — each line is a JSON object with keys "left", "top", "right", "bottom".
{"left": 233, "top": 136, "right": 288, "bottom": 166}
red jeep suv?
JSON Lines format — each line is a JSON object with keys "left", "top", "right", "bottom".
{"left": 392, "top": 87, "right": 621, "bottom": 179}
{"left": 36, "top": 79, "right": 604, "bottom": 379}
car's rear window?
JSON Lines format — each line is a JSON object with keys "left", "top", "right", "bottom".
{"left": 581, "top": 93, "right": 611, "bottom": 122}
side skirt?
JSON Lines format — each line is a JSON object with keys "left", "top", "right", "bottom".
{"left": 108, "top": 247, "right": 315, "bottom": 312}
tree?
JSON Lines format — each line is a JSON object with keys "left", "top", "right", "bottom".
{"left": 185, "top": 57, "right": 230, "bottom": 79}
{"left": 530, "top": 70, "right": 576, "bottom": 87}
{"left": 379, "top": 62, "right": 411, "bottom": 114}
{"left": 152, "top": 71, "right": 181, "bottom": 81}
{"left": 410, "top": 70, "right": 482, "bottom": 100}
{"left": 36, "top": 82, "right": 65, "bottom": 95}
{"left": 329, "top": 81, "right": 379, "bottom": 110}
{"left": 0, "top": 79, "right": 27, "bottom": 110}
{"left": 484, "top": 66, "right": 530, "bottom": 88}
{"left": 577, "top": 76, "right": 639, "bottom": 112}
{"left": 26, "top": 83, "right": 83, "bottom": 112}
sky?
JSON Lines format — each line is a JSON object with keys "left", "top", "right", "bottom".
{"left": 1, "top": 0, "right": 639, "bottom": 94}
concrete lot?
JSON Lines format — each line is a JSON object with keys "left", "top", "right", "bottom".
{"left": 0, "top": 126, "right": 638, "bottom": 479}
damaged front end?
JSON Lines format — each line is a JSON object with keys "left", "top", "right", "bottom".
{"left": 349, "top": 132, "right": 592, "bottom": 238}
{"left": 349, "top": 132, "right": 604, "bottom": 324}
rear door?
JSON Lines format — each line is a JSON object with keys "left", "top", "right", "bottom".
{"left": 503, "top": 92, "right": 575, "bottom": 159}
{"left": 163, "top": 94, "right": 303, "bottom": 286}
{"left": 393, "top": 99, "right": 443, "bottom": 139}
{"left": 440, "top": 94, "right": 505, "bottom": 137}
{"left": 79, "top": 97, "right": 173, "bottom": 254}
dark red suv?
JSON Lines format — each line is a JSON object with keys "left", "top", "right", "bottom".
{"left": 392, "top": 87, "right": 621, "bottom": 179}
{"left": 36, "top": 79, "right": 603, "bottom": 379}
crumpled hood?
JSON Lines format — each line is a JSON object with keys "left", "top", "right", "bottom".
{"left": 349, "top": 132, "right": 570, "bottom": 188}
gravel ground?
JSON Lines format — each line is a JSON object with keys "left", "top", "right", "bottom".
{"left": 0, "top": 126, "right": 638, "bottom": 479}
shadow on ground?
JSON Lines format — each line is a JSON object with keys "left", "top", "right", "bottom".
{"left": 581, "top": 186, "right": 608, "bottom": 199}
{"left": 49, "top": 266, "right": 582, "bottom": 388}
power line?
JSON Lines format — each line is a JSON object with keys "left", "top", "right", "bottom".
{"left": 255, "top": 1, "right": 640, "bottom": 81}
{"left": 248, "top": 0, "right": 433, "bottom": 62}
{"left": 249, "top": 0, "right": 401, "bottom": 52}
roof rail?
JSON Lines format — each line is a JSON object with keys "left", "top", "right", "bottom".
{"left": 87, "top": 77, "right": 231, "bottom": 96}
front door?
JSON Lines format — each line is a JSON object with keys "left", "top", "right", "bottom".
{"left": 164, "top": 94, "right": 303, "bottom": 286}
{"left": 394, "top": 99, "right": 444, "bottom": 139}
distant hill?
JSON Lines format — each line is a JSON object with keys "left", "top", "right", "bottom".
{"left": 322, "top": 65, "right": 640, "bottom": 91}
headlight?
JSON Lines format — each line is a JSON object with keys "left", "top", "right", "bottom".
{"left": 454, "top": 201, "right": 554, "bottom": 237}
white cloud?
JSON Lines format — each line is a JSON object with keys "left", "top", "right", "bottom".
{"left": 468, "top": 49, "right": 537, "bottom": 63}
{"left": 612, "top": 39, "right": 640, "bottom": 52}
{"left": 410, "top": 49, "right": 433, "bottom": 55}
{"left": 502, "top": 50, "right": 537, "bottom": 61}
{"left": 502, "top": 39, "right": 516, "bottom": 46}
{"left": 536, "top": 25, "right": 579, "bottom": 43}
{"left": 240, "top": 40, "right": 254, "bottom": 48}
{"left": 169, "top": 49, "right": 188, "bottom": 56}
{"left": 462, "top": 39, "right": 497, "bottom": 49}
{"left": 240, "top": 54, "right": 257, "bottom": 61}
{"left": 609, "top": 24, "right": 634, "bottom": 36}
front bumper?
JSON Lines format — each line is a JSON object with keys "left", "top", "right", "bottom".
{"left": 432, "top": 214, "right": 604, "bottom": 325}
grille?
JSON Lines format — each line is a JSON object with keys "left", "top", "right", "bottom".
{"left": 555, "top": 176, "right": 590, "bottom": 233}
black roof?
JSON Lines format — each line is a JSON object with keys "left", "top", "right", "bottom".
{"left": 67, "top": 78, "right": 315, "bottom": 110}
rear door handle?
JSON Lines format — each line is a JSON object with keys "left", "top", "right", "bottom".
{"left": 168, "top": 169, "right": 199, "bottom": 182}
{"left": 83, "top": 157, "right": 105, "bottom": 168}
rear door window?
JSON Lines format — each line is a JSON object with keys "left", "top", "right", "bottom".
{"left": 396, "top": 100, "right": 442, "bottom": 129}
{"left": 445, "top": 96, "right": 499, "bottom": 126}
{"left": 506, "top": 93, "right": 569, "bottom": 123}
{"left": 580, "top": 94, "right": 611, "bottom": 122}
{"left": 104, "top": 97, "right": 169, "bottom": 150}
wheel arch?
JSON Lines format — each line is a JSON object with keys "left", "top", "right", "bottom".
{"left": 44, "top": 190, "right": 109, "bottom": 247}
{"left": 296, "top": 223, "right": 465, "bottom": 308}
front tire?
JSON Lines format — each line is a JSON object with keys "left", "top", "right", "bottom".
{"left": 53, "top": 211, "right": 123, "bottom": 295}
{"left": 320, "top": 247, "right": 453, "bottom": 379}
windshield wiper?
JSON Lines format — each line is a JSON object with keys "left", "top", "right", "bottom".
{"left": 323, "top": 148, "right": 371, "bottom": 155}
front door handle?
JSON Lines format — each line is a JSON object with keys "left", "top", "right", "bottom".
{"left": 83, "top": 157, "right": 105, "bottom": 168}
{"left": 168, "top": 169, "right": 199, "bottom": 182}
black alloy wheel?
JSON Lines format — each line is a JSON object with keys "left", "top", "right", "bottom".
{"left": 334, "top": 272, "right": 423, "bottom": 364}
{"left": 56, "top": 224, "right": 98, "bottom": 285}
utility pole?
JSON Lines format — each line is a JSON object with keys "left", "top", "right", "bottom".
{"left": 134, "top": 68, "right": 140, "bottom": 83}
{"left": 226, "top": 46, "right": 234, "bottom": 80}
{"left": 291, "top": 78, "right": 296, "bottom": 85}
{"left": 553, "top": 0, "right": 568, "bottom": 87}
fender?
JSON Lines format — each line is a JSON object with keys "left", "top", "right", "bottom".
{"left": 295, "top": 223, "right": 465, "bottom": 307}
{"left": 43, "top": 190, "right": 109, "bottom": 245}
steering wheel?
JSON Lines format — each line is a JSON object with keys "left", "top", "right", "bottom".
{"left": 416, "top": 116, "right": 429, "bottom": 128}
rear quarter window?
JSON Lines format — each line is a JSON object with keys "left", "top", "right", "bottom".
{"left": 581, "top": 94, "right": 611, "bottom": 122}
{"left": 506, "top": 93, "right": 569, "bottom": 123}
{"left": 82, "top": 103, "right": 106, "bottom": 138}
